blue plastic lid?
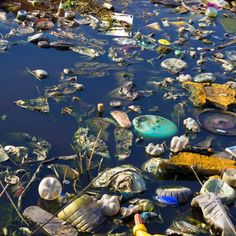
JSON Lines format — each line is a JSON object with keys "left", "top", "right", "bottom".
{"left": 132, "top": 115, "right": 177, "bottom": 139}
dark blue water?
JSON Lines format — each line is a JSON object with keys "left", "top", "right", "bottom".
{"left": 1, "top": 1, "right": 236, "bottom": 235}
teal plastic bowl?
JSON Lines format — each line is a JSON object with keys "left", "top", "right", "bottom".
{"left": 132, "top": 115, "right": 178, "bottom": 139}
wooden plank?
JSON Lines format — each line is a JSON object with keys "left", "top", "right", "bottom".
{"left": 23, "top": 206, "right": 78, "bottom": 236}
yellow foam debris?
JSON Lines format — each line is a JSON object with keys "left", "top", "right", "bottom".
{"left": 168, "top": 152, "right": 236, "bottom": 175}
{"left": 182, "top": 82, "right": 236, "bottom": 110}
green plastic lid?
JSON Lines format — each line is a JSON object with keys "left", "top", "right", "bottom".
{"left": 132, "top": 115, "right": 177, "bottom": 139}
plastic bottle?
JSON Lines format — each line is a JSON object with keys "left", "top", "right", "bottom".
{"left": 205, "top": 7, "right": 218, "bottom": 17}
{"left": 16, "top": 10, "right": 27, "bottom": 21}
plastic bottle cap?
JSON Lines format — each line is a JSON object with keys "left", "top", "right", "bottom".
{"left": 158, "top": 39, "right": 171, "bottom": 45}
{"left": 97, "top": 103, "right": 104, "bottom": 112}
{"left": 175, "top": 50, "right": 182, "bottom": 56}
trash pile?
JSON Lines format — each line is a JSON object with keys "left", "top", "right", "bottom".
{"left": 0, "top": 0, "right": 236, "bottom": 235}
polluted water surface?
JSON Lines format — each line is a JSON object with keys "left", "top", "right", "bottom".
{"left": 0, "top": 0, "right": 236, "bottom": 235}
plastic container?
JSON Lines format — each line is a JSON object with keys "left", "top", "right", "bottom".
{"left": 58, "top": 194, "right": 93, "bottom": 220}
{"left": 38, "top": 177, "right": 62, "bottom": 201}
{"left": 205, "top": 7, "right": 218, "bottom": 17}
{"left": 132, "top": 115, "right": 178, "bottom": 139}
{"left": 16, "top": 10, "right": 27, "bottom": 21}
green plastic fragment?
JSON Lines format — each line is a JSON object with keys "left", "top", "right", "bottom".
{"left": 132, "top": 115, "right": 178, "bottom": 138}
{"left": 175, "top": 49, "right": 182, "bottom": 57}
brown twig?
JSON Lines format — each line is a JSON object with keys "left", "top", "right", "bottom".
{"left": 0, "top": 183, "right": 9, "bottom": 198}
{"left": 18, "top": 163, "right": 43, "bottom": 210}
{"left": 191, "top": 165, "right": 203, "bottom": 186}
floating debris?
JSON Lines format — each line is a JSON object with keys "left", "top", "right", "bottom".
{"left": 183, "top": 117, "right": 200, "bottom": 133}
{"left": 110, "top": 111, "right": 132, "bottom": 128}
{"left": 120, "top": 205, "right": 141, "bottom": 218}
{"left": 226, "top": 50, "right": 236, "bottom": 62}
{"left": 220, "top": 17, "right": 236, "bottom": 33}
{"left": 38, "top": 177, "right": 62, "bottom": 201}
{"left": 45, "top": 83, "right": 84, "bottom": 102}
{"left": 193, "top": 73, "right": 216, "bottom": 83}
{"left": 156, "top": 186, "right": 192, "bottom": 204}
{"left": 26, "top": 68, "right": 48, "bottom": 80}
{"left": 168, "top": 152, "right": 236, "bottom": 175}
{"left": 14, "top": 97, "right": 49, "bottom": 113}
{"left": 144, "top": 152, "right": 236, "bottom": 176}
{"left": 161, "top": 58, "right": 187, "bottom": 74}
{"left": 23, "top": 206, "right": 78, "bottom": 236}
{"left": 50, "top": 41, "right": 74, "bottom": 49}
{"left": 28, "top": 33, "right": 51, "bottom": 43}
{"left": 166, "top": 217, "right": 208, "bottom": 235}
{"left": 128, "top": 105, "right": 142, "bottom": 113}
{"left": 191, "top": 193, "right": 236, "bottom": 236}
{"left": 114, "top": 127, "right": 133, "bottom": 160}
{"left": 17, "top": 26, "right": 34, "bottom": 35}
{"left": 0, "top": 145, "right": 9, "bottom": 162}
{"left": 200, "top": 177, "right": 236, "bottom": 204}
{"left": 182, "top": 82, "right": 236, "bottom": 110}
{"left": 0, "top": 39, "right": 9, "bottom": 52}
{"left": 70, "top": 46, "right": 100, "bottom": 58}
{"left": 176, "top": 74, "right": 192, "bottom": 83}
{"left": 93, "top": 165, "right": 146, "bottom": 193}
{"left": 4, "top": 132, "right": 51, "bottom": 162}
{"left": 142, "top": 158, "right": 165, "bottom": 175}
{"left": 223, "top": 169, "right": 236, "bottom": 187}
{"left": 97, "top": 194, "right": 120, "bottom": 216}
{"left": 58, "top": 194, "right": 107, "bottom": 233}
{"left": 2, "top": 0, "right": 236, "bottom": 234}
{"left": 197, "top": 109, "right": 236, "bottom": 136}
{"left": 145, "top": 143, "right": 165, "bottom": 156}
{"left": 170, "top": 135, "right": 189, "bottom": 153}
{"left": 119, "top": 81, "right": 140, "bottom": 101}
{"left": 110, "top": 100, "right": 122, "bottom": 108}
{"left": 100, "top": 13, "right": 133, "bottom": 37}
{"left": 73, "top": 126, "right": 110, "bottom": 159}
{"left": 133, "top": 115, "right": 178, "bottom": 139}
{"left": 151, "top": 0, "right": 181, "bottom": 7}
{"left": 113, "top": 37, "right": 136, "bottom": 46}
{"left": 155, "top": 196, "right": 179, "bottom": 207}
